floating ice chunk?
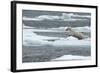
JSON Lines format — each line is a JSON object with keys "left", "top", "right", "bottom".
{"left": 66, "top": 36, "right": 78, "bottom": 40}
{"left": 23, "top": 24, "right": 35, "bottom": 29}
{"left": 52, "top": 55, "right": 91, "bottom": 61}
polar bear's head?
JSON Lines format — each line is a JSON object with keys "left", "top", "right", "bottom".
{"left": 65, "top": 27, "right": 72, "bottom": 31}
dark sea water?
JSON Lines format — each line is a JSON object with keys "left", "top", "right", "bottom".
{"left": 23, "top": 20, "right": 90, "bottom": 28}
{"left": 22, "top": 45, "right": 91, "bottom": 62}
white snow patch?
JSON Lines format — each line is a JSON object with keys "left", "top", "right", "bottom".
{"left": 52, "top": 55, "right": 90, "bottom": 61}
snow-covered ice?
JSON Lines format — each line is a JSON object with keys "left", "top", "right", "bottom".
{"left": 23, "top": 27, "right": 91, "bottom": 47}
{"left": 52, "top": 55, "right": 90, "bottom": 61}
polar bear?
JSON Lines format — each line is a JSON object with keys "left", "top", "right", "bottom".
{"left": 65, "top": 27, "right": 87, "bottom": 40}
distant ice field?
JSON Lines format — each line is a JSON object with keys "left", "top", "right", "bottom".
{"left": 23, "top": 12, "right": 91, "bottom": 28}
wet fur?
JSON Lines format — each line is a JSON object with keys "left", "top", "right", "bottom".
{"left": 66, "top": 27, "right": 87, "bottom": 40}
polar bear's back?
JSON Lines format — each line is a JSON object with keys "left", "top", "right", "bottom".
{"left": 66, "top": 27, "right": 87, "bottom": 40}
